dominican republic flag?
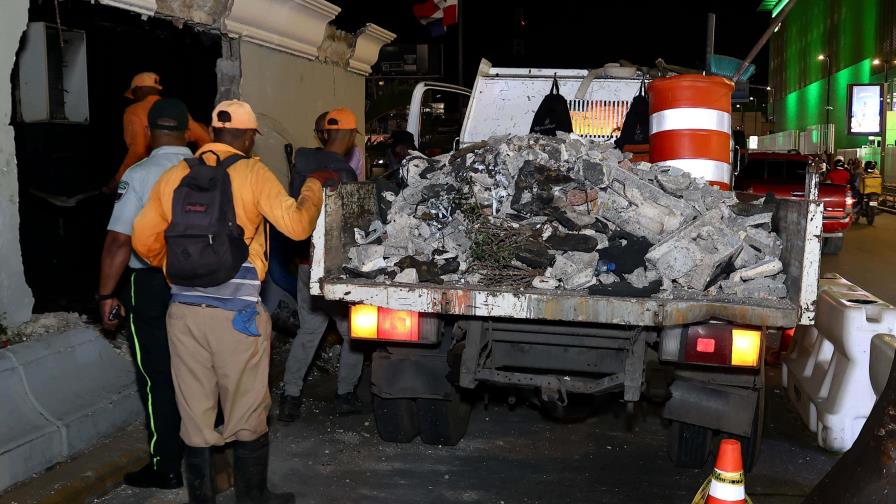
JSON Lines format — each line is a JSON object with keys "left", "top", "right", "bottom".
{"left": 413, "top": 0, "right": 458, "bottom": 37}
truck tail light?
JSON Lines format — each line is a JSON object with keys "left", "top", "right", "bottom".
{"left": 349, "top": 304, "right": 439, "bottom": 343}
{"left": 660, "top": 323, "right": 763, "bottom": 369}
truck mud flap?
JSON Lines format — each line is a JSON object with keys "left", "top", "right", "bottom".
{"left": 371, "top": 348, "right": 455, "bottom": 400}
{"left": 662, "top": 379, "right": 758, "bottom": 437}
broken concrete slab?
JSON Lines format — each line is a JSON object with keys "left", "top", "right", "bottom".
{"left": 645, "top": 208, "right": 743, "bottom": 291}
{"left": 625, "top": 267, "right": 660, "bottom": 289}
{"left": 532, "top": 276, "right": 560, "bottom": 289}
{"left": 393, "top": 268, "right": 419, "bottom": 284}
{"left": 597, "top": 164, "right": 700, "bottom": 244}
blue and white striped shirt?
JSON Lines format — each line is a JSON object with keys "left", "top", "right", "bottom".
{"left": 170, "top": 261, "right": 261, "bottom": 312}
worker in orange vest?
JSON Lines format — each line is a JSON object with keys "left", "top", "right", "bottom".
{"left": 115, "top": 72, "right": 211, "bottom": 182}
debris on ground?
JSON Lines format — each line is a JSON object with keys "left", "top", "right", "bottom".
{"left": 341, "top": 133, "right": 788, "bottom": 299}
{"left": 4, "top": 312, "right": 93, "bottom": 346}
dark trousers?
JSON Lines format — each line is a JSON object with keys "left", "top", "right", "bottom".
{"left": 122, "top": 267, "right": 182, "bottom": 474}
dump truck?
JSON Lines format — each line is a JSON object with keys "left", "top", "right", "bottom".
{"left": 310, "top": 60, "right": 822, "bottom": 470}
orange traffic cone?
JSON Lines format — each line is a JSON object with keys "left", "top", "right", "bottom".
{"left": 691, "top": 439, "right": 751, "bottom": 504}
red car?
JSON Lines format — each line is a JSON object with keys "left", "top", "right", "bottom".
{"left": 733, "top": 152, "right": 853, "bottom": 254}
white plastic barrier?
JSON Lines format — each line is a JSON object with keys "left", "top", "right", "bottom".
{"left": 870, "top": 333, "right": 896, "bottom": 397}
{"left": 783, "top": 274, "right": 896, "bottom": 451}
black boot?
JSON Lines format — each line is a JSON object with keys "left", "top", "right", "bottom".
{"left": 123, "top": 462, "right": 183, "bottom": 489}
{"left": 233, "top": 434, "right": 294, "bottom": 504}
{"left": 184, "top": 446, "right": 215, "bottom": 504}
{"left": 277, "top": 393, "right": 302, "bottom": 423}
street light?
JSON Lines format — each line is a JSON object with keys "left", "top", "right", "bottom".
{"left": 766, "top": 85, "right": 775, "bottom": 126}
{"left": 818, "top": 54, "right": 832, "bottom": 153}
{"left": 872, "top": 57, "right": 895, "bottom": 110}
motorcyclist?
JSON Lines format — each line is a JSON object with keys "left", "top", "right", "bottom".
{"left": 824, "top": 155, "right": 851, "bottom": 185}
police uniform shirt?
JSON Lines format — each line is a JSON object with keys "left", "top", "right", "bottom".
{"left": 107, "top": 146, "right": 193, "bottom": 268}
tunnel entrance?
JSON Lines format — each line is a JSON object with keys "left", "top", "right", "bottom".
{"left": 13, "top": 0, "right": 221, "bottom": 315}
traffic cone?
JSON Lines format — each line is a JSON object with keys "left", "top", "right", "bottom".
{"left": 706, "top": 439, "right": 747, "bottom": 504}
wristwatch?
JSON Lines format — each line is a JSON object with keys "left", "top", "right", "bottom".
{"left": 95, "top": 293, "right": 116, "bottom": 302}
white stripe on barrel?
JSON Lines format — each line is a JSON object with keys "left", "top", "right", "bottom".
{"left": 649, "top": 107, "right": 731, "bottom": 134}
{"left": 656, "top": 159, "right": 732, "bottom": 184}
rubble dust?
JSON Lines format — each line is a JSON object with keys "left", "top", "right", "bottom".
{"left": 342, "top": 133, "right": 788, "bottom": 300}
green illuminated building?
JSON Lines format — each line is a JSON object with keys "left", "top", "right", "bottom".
{"left": 767, "top": 0, "right": 896, "bottom": 150}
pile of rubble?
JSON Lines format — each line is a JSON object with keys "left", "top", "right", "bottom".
{"left": 344, "top": 133, "right": 788, "bottom": 300}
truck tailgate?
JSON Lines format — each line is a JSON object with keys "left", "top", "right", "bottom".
{"left": 311, "top": 182, "right": 819, "bottom": 328}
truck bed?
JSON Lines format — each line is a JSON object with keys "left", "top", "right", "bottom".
{"left": 311, "top": 182, "right": 821, "bottom": 328}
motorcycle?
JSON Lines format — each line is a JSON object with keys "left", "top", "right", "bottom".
{"left": 854, "top": 191, "right": 880, "bottom": 225}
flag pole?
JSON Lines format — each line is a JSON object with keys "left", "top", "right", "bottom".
{"left": 457, "top": 0, "right": 463, "bottom": 86}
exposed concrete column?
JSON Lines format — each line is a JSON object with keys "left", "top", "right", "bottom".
{"left": 0, "top": 0, "right": 35, "bottom": 328}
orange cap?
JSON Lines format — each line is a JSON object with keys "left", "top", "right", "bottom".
{"left": 211, "top": 100, "right": 260, "bottom": 132}
{"left": 124, "top": 72, "right": 162, "bottom": 98}
{"left": 323, "top": 108, "right": 358, "bottom": 130}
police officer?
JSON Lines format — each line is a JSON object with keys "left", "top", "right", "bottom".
{"left": 97, "top": 98, "right": 195, "bottom": 489}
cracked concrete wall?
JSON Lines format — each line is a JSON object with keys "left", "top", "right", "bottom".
{"left": 238, "top": 40, "right": 365, "bottom": 186}
{"left": 0, "top": 1, "right": 35, "bottom": 328}
{"left": 156, "top": 0, "right": 233, "bottom": 26}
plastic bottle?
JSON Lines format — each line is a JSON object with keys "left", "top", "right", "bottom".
{"left": 595, "top": 260, "right": 616, "bottom": 274}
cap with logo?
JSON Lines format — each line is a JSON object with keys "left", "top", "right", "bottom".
{"left": 211, "top": 100, "right": 261, "bottom": 133}
{"left": 323, "top": 108, "right": 358, "bottom": 130}
{"left": 148, "top": 98, "right": 189, "bottom": 132}
{"left": 124, "top": 72, "right": 162, "bottom": 98}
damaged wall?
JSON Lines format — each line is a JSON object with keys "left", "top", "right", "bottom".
{"left": 0, "top": 1, "right": 35, "bottom": 328}
{"left": 238, "top": 39, "right": 365, "bottom": 185}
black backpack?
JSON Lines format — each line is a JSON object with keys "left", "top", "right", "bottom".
{"left": 615, "top": 80, "right": 650, "bottom": 150}
{"left": 529, "top": 77, "right": 573, "bottom": 136}
{"left": 165, "top": 153, "right": 249, "bottom": 288}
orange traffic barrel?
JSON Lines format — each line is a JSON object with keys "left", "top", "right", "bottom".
{"left": 647, "top": 75, "right": 735, "bottom": 190}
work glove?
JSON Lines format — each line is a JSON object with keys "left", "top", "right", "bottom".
{"left": 307, "top": 170, "right": 341, "bottom": 189}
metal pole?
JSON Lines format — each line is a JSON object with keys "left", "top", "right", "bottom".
{"left": 705, "top": 13, "right": 716, "bottom": 72}
{"left": 457, "top": 0, "right": 463, "bottom": 86}
{"left": 733, "top": 0, "right": 800, "bottom": 81}
{"left": 825, "top": 57, "right": 832, "bottom": 154}
{"left": 754, "top": 100, "right": 759, "bottom": 135}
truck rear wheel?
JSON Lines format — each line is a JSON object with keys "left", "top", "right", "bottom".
{"left": 822, "top": 236, "right": 844, "bottom": 255}
{"left": 373, "top": 396, "right": 419, "bottom": 443}
{"left": 667, "top": 421, "right": 712, "bottom": 469}
{"left": 416, "top": 394, "right": 472, "bottom": 446}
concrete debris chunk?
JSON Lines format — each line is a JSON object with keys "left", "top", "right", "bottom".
{"left": 645, "top": 208, "right": 743, "bottom": 291}
{"left": 734, "top": 258, "right": 783, "bottom": 282}
{"left": 532, "top": 276, "right": 560, "bottom": 289}
{"left": 597, "top": 272, "right": 620, "bottom": 285}
{"left": 625, "top": 267, "right": 660, "bottom": 289}
{"left": 597, "top": 164, "right": 700, "bottom": 244}
{"left": 339, "top": 133, "right": 788, "bottom": 300}
{"left": 393, "top": 268, "right": 419, "bottom": 284}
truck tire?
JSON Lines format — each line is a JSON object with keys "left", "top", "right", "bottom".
{"left": 866, "top": 206, "right": 876, "bottom": 225}
{"left": 373, "top": 396, "right": 419, "bottom": 443}
{"left": 822, "top": 236, "right": 844, "bottom": 255}
{"left": 416, "top": 394, "right": 472, "bottom": 446}
{"left": 667, "top": 420, "right": 712, "bottom": 469}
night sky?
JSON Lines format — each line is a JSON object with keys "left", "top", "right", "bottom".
{"left": 332, "top": 0, "right": 773, "bottom": 90}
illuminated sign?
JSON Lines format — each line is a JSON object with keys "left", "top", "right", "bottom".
{"left": 847, "top": 84, "right": 884, "bottom": 136}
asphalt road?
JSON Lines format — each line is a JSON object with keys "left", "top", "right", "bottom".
{"left": 820, "top": 211, "right": 896, "bottom": 304}
{"left": 97, "top": 214, "right": 896, "bottom": 504}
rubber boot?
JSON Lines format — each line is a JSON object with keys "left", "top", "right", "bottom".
{"left": 233, "top": 434, "right": 294, "bottom": 504}
{"left": 184, "top": 446, "right": 215, "bottom": 504}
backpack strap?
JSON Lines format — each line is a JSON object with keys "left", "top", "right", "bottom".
{"left": 550, "top": 76, "right": 560, "bottom": 95}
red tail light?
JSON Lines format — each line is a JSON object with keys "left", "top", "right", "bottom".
{"left": 349, "top": 305, "right": 439, "bottom": 343}
{"left": 845, "top": 189, "right": 854, "bottom": 213}
{"left": 661, "top": 323, "right": 763, "bottom": 368}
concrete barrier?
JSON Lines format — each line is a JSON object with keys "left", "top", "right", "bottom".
{"left": 0, "top": 328, "right": 141, "bottom": 492}
{"left": 783, "top": 275, "right": 896, "bottom": 452}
